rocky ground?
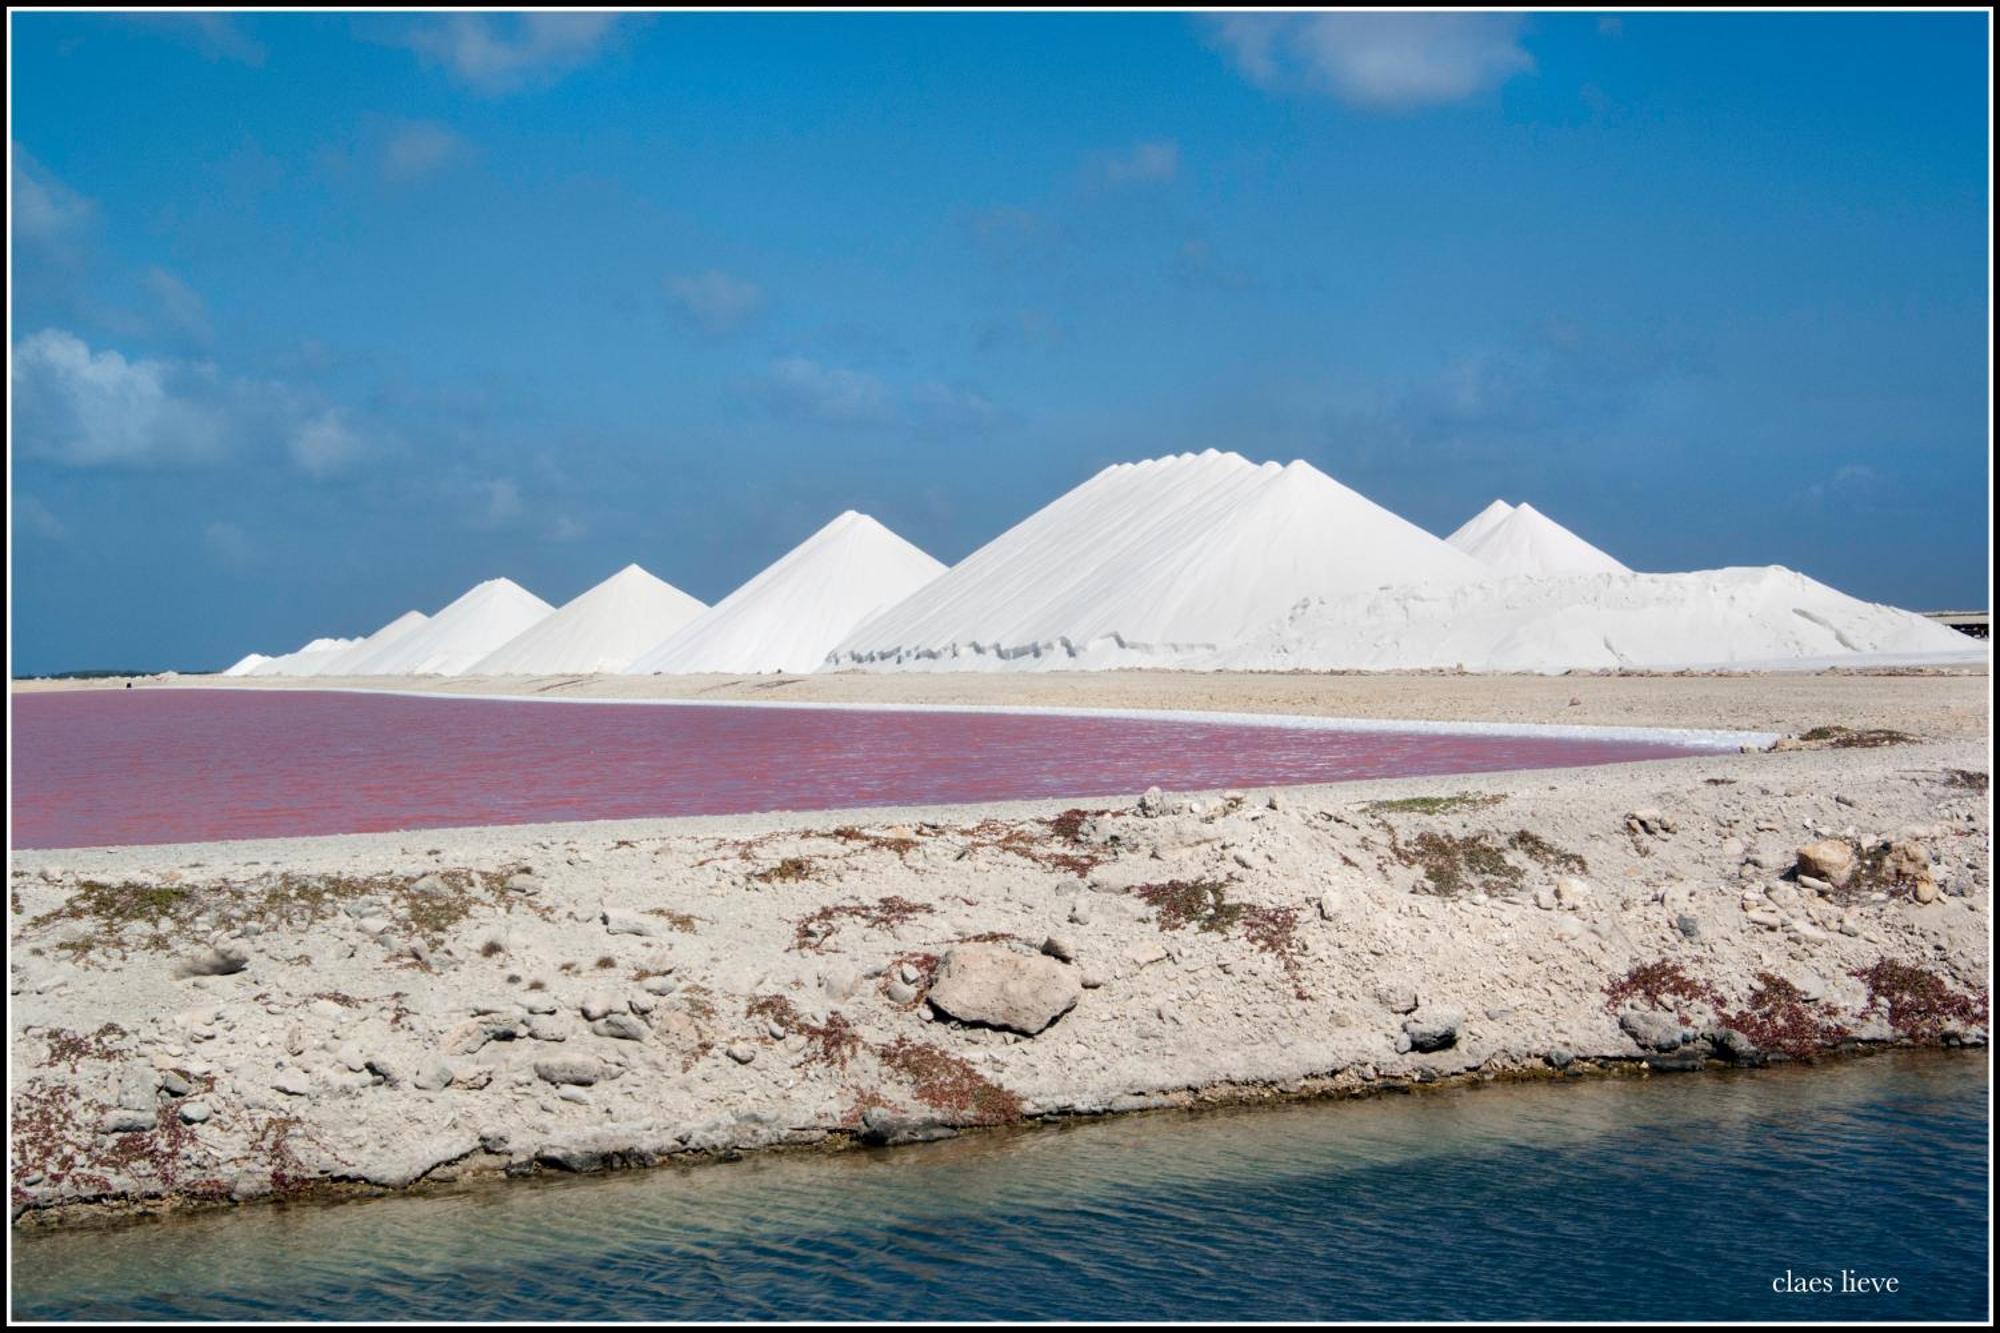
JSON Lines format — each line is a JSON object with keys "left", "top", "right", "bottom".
{"left": 9, "top": 711, "right": 1990, "bottom": 1229}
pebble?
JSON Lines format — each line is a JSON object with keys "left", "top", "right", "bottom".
{"left": 727, "top": 1043, "right": 757, "bottom": 1065}
{"left": 179, "top": 1101, "right": 212, "bottom": 1124}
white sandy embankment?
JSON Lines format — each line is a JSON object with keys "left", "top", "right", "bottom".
{"left": 9, "top": 694, "right": 1990, "bottom": 1228}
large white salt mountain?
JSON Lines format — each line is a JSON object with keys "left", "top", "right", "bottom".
{"left": 628, "top": 512, "right": 946, "bottom": 674}
{"left": 220, "top": 652, "right": 272, "bottom": 676}
{"left": 1446, "top": 498, "right": 1516, "bottom": 550}
{"left": 246, "top": 636, "right": 359, "bottom": 677}
{"left": 829, "top": 451, "right": 1488, "bottom": 671}
{"left": 1453, "top": 501, "right": 1631, "bottom": 577}
{"left": 1206, "top": 566, "right": 1979, "bottom": 674}
{"left": 341, "top": 578, "right": 554, "bottom": 676}
{"left": 306, "top": 610, "right": 430, "bottom": 677}
{"left": 469, "top": 564, "right": 706, "bottom": 675}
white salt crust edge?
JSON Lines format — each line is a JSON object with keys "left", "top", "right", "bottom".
{"left": 175, "top": 685, "right": 1781, "bottom": 751}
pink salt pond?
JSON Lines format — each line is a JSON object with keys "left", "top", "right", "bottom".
{"left": 12, "top": 689, "right": 1738, "bottom": 850}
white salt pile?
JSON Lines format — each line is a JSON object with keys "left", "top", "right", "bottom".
{"left": 627, "top": 512, "right": 945, "bottom": 675}
{"left": 306, "top": 610, "right": 430, "bottom": 677}
{"left": 219, "top": 652, "right": 272, "bottom": 677}
{"left": 829, "top": 451, "right": 1487, "bottom": 671}
{"left": 341, "top": 579, "right": 553, "bottom": 676}
{"left": 470, "top": 565, "right": 705, "bottom": 675}
{"left": 1203, "top": 565, "right": 1978, "bottom": 674}
{"left": 1446, "top": 498, "right": 1516, "bottom": 550}
{"left": 1450, "top": 500, "right": 1631, "bottom": 577}
{"left": 246, "top": 636, "right": 359, "bottom": 677}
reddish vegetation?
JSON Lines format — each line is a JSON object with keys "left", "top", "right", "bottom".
{"left": 789, "top": 896, "right": 935, "bottom": 953}
{"left": 1603, "top": 960, "right": 1723, "bottom": 1024}
{"left": 1852, "top": 960, "right": 1990, "bottom": 1040}
{"left": 1721, "top": 973, "right": 1852, "bottom": 1059}
{"left": 744, "top": 995, "right": 863, "bottom": 1069}
{"left": 874, "top": 1037, "right": 1024, "bottom": 1126}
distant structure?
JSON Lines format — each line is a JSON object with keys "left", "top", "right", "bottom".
{"left": 1922, "top": 610, "right": 1990, "bottom": 640}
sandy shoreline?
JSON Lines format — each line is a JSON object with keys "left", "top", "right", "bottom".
{"left": 8, "top": 673, "right": 1991, "bottom": 1229}
{"left": 14, "top": 664, "right": 1992, "bottom": 739}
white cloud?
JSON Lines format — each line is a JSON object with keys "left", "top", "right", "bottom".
{"left": 666, "top": 270, "right": 766, "bottom": 335}
{"left": 16, "top": 495, "right": 67, "bottom": 541}
{"left": 13, "top": 150, "right": 96, "bottom": 254}
{"left": 910, "top": 383, "right": 1005, "bottom": 436}
{"left": 203, "top": 519, "right": 256, "bottom": 569}
{"left": 11, "top": 330, "right": 227, "bottom": 466}
{"left": 289, "top": 410, "right": 369, "bottom": 478}
{"left": 475, "top": 477, "right": 524, "bottom": 527}
{"left": 379, "top": 121, "right": 471, "bottom": 183}
{"left": 128, "top": 15, "right": 268, "bottom": 66}
{"left": 762, "top": 357, "right": 894, "bottom": 427}
{"left": 1099, "top": 139, "right": 1180, "bottom": 186}
{"left": 1208, "top": 13, "right": 1534, "bottom": 110}
{"left": 143, "top": 267, "right": 213, "bottom": 344}
{"left": 400, "top": 14, "right": 621, "bottom": 94}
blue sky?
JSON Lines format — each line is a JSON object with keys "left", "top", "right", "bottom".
{"left": 9, "top": 11, "right": 1991, "bottom": 673}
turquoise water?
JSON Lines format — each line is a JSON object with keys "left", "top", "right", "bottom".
{"left": 11, "top": 1054, "right": 1988, "bottom": 1321}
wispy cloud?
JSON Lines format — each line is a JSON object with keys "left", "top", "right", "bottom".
{"left": 289, "top": 410, "right": 371, "bottom": 478}
{"left": 13, "top": 150, "right": 96, "bottom": 258}
{"left": 203, "top": 519, "right": 257, "bottom": 569}
{"left": 398, "top": 14, "right": 623, "bottom": 94}
{"left": 126, "top": 14, "right": 268, "bottom": 66}
{"left": 16, "top": 495, "right": 67, "bottom": 542}
{"left": 378, "top": 120, "right": 472, "bottom": 184}
{"left": 665, "top": 269, "right": 766, "bottom": 335}
{"left": 1206, "top": 13, "right": 1534, "bottom": 110}
{"left": 1096, "top": 139, "right": 1180, "bottom": 187}
{"left": 761, "top": 357, "right": 894, "bottom": 427}
{"left": 143, "top": 267, "right": 214, "bottom": 344}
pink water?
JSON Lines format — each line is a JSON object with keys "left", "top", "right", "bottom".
{"left": 11, "top": 690, "right": 1725, "bottom": 850}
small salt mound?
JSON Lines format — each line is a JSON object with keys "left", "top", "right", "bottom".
{"left": 342, "top": 578, "right": 554, "bottom": 676}
{"left": 628, "top": 512, "right": 945, "bottom": 675}
{"left": 830, "top": 451, "right": 1488, "bottom": 671}
{"left": 306, "top": 610, "right": 430, "bottom": 677}
{"left": 220, "top": 652, "right": 272, "bottom": 676}
{"left": 1445, "top": 498, "right": 1515, "bottom": 550}
{"left": 1206, "top": 566, "right": 1976, "bottom": 674}
{"left": 470, "top": 565, "right": 706, "bottom": 675}
{"left": 1454, "top": 501, "right": 1630, "bottom": 577}
{"left": 246, "top": 635, "right": 360, "bottom": 677}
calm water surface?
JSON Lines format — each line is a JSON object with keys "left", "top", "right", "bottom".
{"left": 13, "top": 689, "right": 1729, "bottom": 849}
{"left": 11, "top": 1054, "right": 1987, "bottom": 1321}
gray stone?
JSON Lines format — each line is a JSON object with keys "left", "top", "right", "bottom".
{"left": 926, "top": 944, "right": 1082, "bottom": 1036}
{"left": 98, "top": 1107, "right": 156, "bottom": 1134}
{"left": 602, "top": 908, "right": 659, "bottom": 937}
{"left": 1619, "top": 1009, "right": 1686, "bottom": 1053}
{"left": 178, "top": 1101, "right": 213, "bottom": 1124}
{"left": 412, "top": 1057, "right": 455, "bottom": 1091}
{"left": 1675, "top": 913, "right": 1701, "bottom": 941}
{"left": 590, "top": 1014, "right": 648, "bottom": 1042}
{"left": 534, "top": 1057, "right": 619, "bottom": 1087}
{"left": 1401, "top": 1005, "right": 1464, "bottom": 1053}
{"left": 726, "top": 1043, "right": 757, "bottom": 1065}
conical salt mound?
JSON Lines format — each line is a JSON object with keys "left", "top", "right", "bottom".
{"left": 308, "top": 610, "right": 430, "bottom": 677}
{"left": 829, "top": 450, "right": 1489, "bottom": 670}
{"left": 1446, "top": 499, "right": 1515, "bottom": 550}
{"left": 221, "top": 652, "right": 271, "bottom": 676}
{"left": 247, "top": 635, "right": 360, "bottom": 676}
{"left": 1455, "top": 501, "right": 1630, "bottom": 577}
{"left": 469, "top": 565, "right": 706, "bottom": 675}
{"left": 1205, "top": 566, "right": 1977, "bottom": 673}
{"left": 342, "top": 578, "right": 554, "bottom": 676}
{"left": 627, "top": 512, "right": 946, "bottom": 674}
